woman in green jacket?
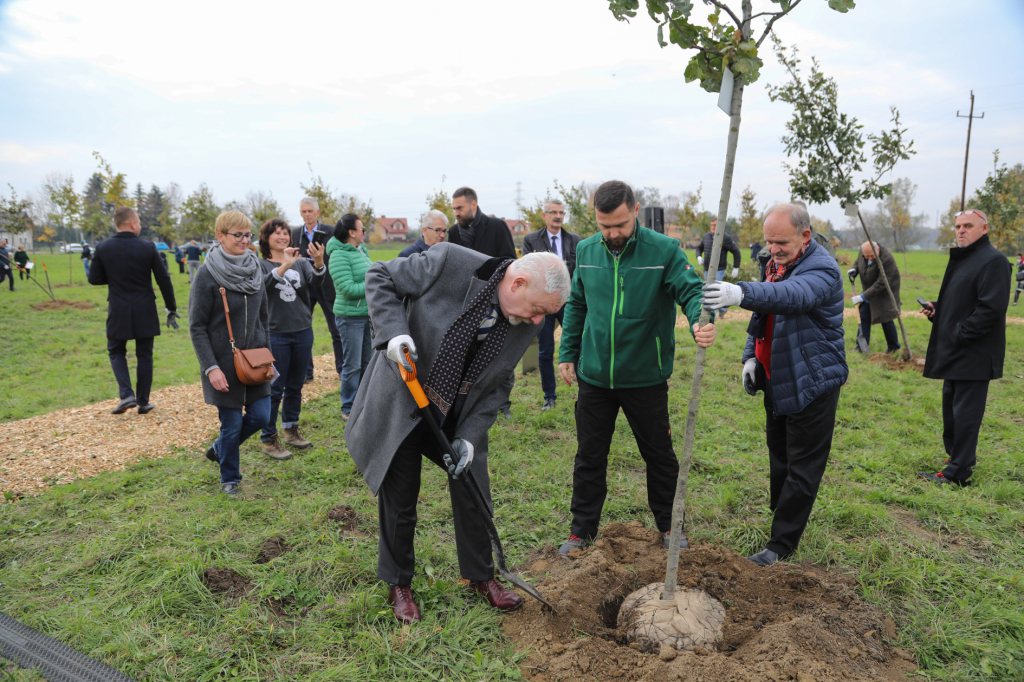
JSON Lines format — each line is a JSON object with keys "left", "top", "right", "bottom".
{"left": 327, "top": 213, "right": 372, "bottom": 418}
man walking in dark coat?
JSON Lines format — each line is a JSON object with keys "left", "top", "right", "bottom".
{"left": 849, "top": 241, "right": 902, "bottom": 353}
{"left": 918, "top": 209, "right": 1011, "bottom": 487}
{"left": 703, "top": 203, "right": 848, "bottom": 567}
{"left": 345, "top": 246, "right": 570, "bottom": 624}
{"left": 292, "top": 197, "right": 343, "bottom": 381}
{"left": 89, "top": 207, "right": 179, "bottom": 414}
{"left": 695, "top": 219, "right": 741, "bottom": 318}
{"left": 447, "top": 187, "right": 516, "bottom": 260}
{"left": 0, "top": 239, "right": 13, "bottom": 291}
{"left": 522, "top": 198, "right": 582, "bottom": 410}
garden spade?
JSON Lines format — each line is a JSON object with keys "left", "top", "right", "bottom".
{"left": 848, "top": 271, "right": 870, "bottom": 353}
{"left": 398, "top": 348, "right": 556, "bottom": 611}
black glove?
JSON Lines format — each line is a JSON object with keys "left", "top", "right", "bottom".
{"left": 847, "top": 268, "right": 857, "bottom": 284}
{"left": 166, "top": 310, "right": 181, "bottom": 330}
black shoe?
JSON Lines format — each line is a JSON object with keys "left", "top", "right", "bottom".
{"left": 664, "top": 530, "right": 689, "bottom": 550}
{"left": 205, "top": 445, "right": 219, "bottom": 463}
{"left": 886, "top": 346, "right": 901, "bottom": 354}
{"left": 305, "top": 372, "right": 315, "bottom": 384}
{"left": 747, "top": 548, "right": 779, "bottom": 567}
{"left": 499, "top": 405, "right": 513, "bottom": 420}
{"left": 221, "top": 483, "right": 240, "bottom": 497}
{"left": 137, "top": 403, "right": 155, "bottom": 414}
{"left": 541, "top": 398, "right": 556, "bottom": 411}
{"left": 558, "top": 534, "right": 596, "bottom": 557}
{"left": 111, "top": 397, "right": 138, "bottom": 414}
{"left": 917, "top": 471, "right": 970, "bottom": 487}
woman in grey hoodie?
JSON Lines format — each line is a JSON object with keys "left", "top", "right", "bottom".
{"left": 188, "top": 211, "right": 272, "bottom": 497}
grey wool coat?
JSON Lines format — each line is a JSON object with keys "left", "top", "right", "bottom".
{"left": 853, "top": 245, "right": 902, "bottom": 324}
{"left": 344, "top": 243, "right": 542, "bottom": 496}
{"left": 188, "top": 265, "right": 272, "bottom": 408}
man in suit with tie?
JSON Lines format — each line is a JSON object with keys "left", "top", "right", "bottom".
{"left": 522, "top": 199, "right": 582, "bottom": 410}
{"left": 89, "top": 207, "right": 179, "bottom": 414}
{"left": 291, "top": 197, "right": 342, "bottom": 382}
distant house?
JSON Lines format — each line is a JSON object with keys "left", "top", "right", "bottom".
{"left": 372, "top": 216, "right": 409, "bottom": 243}
{"left": 0, "top": 227, "right": 33, "bottom": 251}
{"left": 503, "top": 219, "right": 530, "bottom": 236}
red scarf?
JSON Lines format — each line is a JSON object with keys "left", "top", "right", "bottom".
{"left": 755, "top": 246, "right": 807, "bottom": 377}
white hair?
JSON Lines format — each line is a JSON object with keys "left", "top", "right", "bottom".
{"left": 765, "top": 202, "right": 810, "bottom": 233}
{"left": 543, "top": 198, "right": 565, "bottom": 212}
{"left": 420, "top": 209, "right": 448, "bottom": 229}
{"left": 299, "top": 196, "right": 319, "bottom": 210}
{"left": 509, "top": 252, "right": 571, "bottom": 305}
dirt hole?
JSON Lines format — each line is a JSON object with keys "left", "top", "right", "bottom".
{"left": 868, "top": 351, "right": 925, "bottom": 373}
{"left": 505, "top": 521, "right": 918, "bottom": 682}
{"left": 31, "top": 299, "right": 95, "bottom": 311}
{"left": 202, "top": 567, "right": 253, "bottom": 597}
{"left": 327, "top": 504, "right": 361, "bottom": 533}
{"left": 255, "top": 536, "right": 290, "bottom": 564}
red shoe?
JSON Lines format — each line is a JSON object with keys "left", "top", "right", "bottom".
{"left": 388, "top": 585, "right": 421, "bottom": 624}
{"left": 469, "top": 578, "right": 524, "bottom": 612}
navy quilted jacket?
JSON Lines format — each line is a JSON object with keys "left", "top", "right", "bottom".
{"left": 739, "top": 240, "right": 848, "bottom": 415}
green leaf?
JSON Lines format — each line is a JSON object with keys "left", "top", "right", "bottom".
{"left": 475, "top": 650, "right": 484, "bottom": 666}
{"left": 708, "top": 13, "right": 718, "bottom": 25}
{"left": 827, "top": 0, "right": 856, "bottom": 12}
{"left": 657, "top": 23, "right": 667, "bottom": 48}
{"left": 671, "top": 0, "right": 694, "bottom": 17}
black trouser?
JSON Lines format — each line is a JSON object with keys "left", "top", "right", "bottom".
{"left": 761, "top": 364, "right": 841, "bottom": 558}
{"left": 178, "top": 261, "right": 185, "bottom": 274}
{"left": 107, "top": 337, "right": 154, "bottom": 404}
{"left": 376, "top": 422, "right": 494, "bottom": 585}
{"left": 0, "top": 266, "right": 12, "bottom": 290}
{"left": 538, "top": 307, "right": 565, "bottom": 401}
{"left": 1014, "top": 281, "right": 1023, "bottom": 304}
{"left": 859, "top": 300, "right": 900, "bottom": 351}
{"left": 306, "top": 285, "right": 343, "bottom": 376}
{"left": 569, "top": 378, "right": 677, "bottom": 541}
{"left": 940, "top": 379, "right": 989, "bottom": 482}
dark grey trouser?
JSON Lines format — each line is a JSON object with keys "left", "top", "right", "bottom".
{"left": 940, "top": 379, "right": 989, "bottom": 483}
{"left": 107, "top": 337, "right": 154, "bottom": 404}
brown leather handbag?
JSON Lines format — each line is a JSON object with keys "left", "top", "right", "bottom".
{"left": 219, "top": 287, "right": 275, "bottom": 385}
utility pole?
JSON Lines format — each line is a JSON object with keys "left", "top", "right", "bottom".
{"left": 515, "top": 181, "right": 524, "bottom": 219}
{"left": 957, "top": 91, "right": 985, "bottom": 211}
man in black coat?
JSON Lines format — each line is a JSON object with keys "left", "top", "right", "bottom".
{"left": 521, "top": 198, "right": 582, "bottom": 410}
{"left": 89, "top": 207, "right": 178, "bottom": 414}
{"left": 919, "top": 209, "right": 1011, "bottom": 487}
{"left": 447, "top": 187, "right": 516, "bottom": 260}
{"left": 291, "top": 197, "right": 342, "bottom": 381}
{"left": 695, "top": 219, "right": 741, "bottom": 318}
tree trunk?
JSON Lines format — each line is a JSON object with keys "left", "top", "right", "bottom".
{"left": 858, "top": 210, "right": 912, "bottom": 359}
{"left": 663, "top": 1, "right": 750, "bottom": 603}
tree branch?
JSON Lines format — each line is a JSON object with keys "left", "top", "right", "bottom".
{"left": 704, "top": 0, "right": 742, "bottom": 29}
{"left": 755, "top": 0, "right": 802, "bottom": 46}
{"left": 666, "top": 15, "right": 726, "bottom": 57}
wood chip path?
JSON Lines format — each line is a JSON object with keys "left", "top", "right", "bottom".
{"left": 0, "top": 355, "right": 340, "bottom": 499}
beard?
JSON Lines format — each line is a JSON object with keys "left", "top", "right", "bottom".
{"left": 456, "top": 211, "right": 475, "bottom": 228}
{"left": 507, "top": 315, "right": 527, "bottom": 326}
{"left": 605, "top": 236, "right": 629, "bottom": 251}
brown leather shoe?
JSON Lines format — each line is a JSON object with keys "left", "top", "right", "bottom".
{"left": 388, "top": 585, "right": 421, "bottom": 624}
{"left": 469, "top": 579, "right": 524, "bottom": 612}
{"left": 281, "top": 426, "right": 313, "bottom": 450}
{"left": 261, "top": 436, "right": 292, "bottom": 461}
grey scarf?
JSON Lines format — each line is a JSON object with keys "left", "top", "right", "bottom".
{"left": 204, "top": 245, "right": 262, "bottom": 295}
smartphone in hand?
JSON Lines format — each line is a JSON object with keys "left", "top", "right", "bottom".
{"left": 311, "top": 229, "right": 330, "bottom": 248}
{"left": 916, "top": 296, "right": 930, "bottom": 307}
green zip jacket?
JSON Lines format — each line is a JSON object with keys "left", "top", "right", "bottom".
{"left": 558, "top": 225, "right": 706, "bottom": 389}
{"left": 327, "top": 237, "right": 372, "bottom": 318}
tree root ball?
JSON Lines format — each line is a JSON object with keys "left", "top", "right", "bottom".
{"left": 618, "top": 582, "right": 726, "bottom": 652}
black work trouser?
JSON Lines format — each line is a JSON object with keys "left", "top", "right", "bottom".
{"left": 306, "top": 284, "right": 343, "bottom": 376}
{"left": 107, "top": 337, "right": 154, "bottom": 404}
{"left": 376, "top": 422, "right": 494, "bottom": 585}
{"left": 0, "top": 266, "right": 12, "bottom": 290}
{"left": 859, "top": 300, "right": 900, "bottom": 351}
{"left": 939, "top": 379, "right": 989, "bottom": 482}
{"left": 761, "top": 364, "right": 841, "bottom": 558}
{"left": 569, "top": 378, "right": 677, "bottom": 541}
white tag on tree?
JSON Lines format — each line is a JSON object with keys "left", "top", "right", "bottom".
{"left": 844, "top": 203, "right": 859, "bottom": 218}
{"left": 717, "top": 68, "right": 734, "bottom": 116}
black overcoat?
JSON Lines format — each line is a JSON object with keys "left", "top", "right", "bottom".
{"left": 923, "top": 234, "right": 1011, "bottom": 381}
{"left": 88, "top": 231, "right": 176, "bottom": 340}
{"left": 521, "top": 227, "right": 582, "bottom": 279}
{"left": 447, "top": 208, "right": 516, "bottom": 259}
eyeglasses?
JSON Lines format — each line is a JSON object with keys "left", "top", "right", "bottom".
{"left": 424, "top": 227, "right": 447, "bottom": 234}
{"left": 544, "top": 210, "right": 566, "bottom": 216}
{"left": 226, "top": 232, "right": 254, "bottom": 242}
{"left": 954, "top": 210, "right": 987, "bottom": 222}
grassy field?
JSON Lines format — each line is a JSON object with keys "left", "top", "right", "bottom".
{"left": 0, "top": 249, "right": 402, "bottom": 422}
{"left": 1, "top": 249, "right": 1022, "bottom": 681}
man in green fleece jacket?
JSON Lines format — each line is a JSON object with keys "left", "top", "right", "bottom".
{"left": 557, "top": 180, "right": 716, "bottom": 556}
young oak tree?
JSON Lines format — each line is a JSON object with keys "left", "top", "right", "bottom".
{"left": 606, "top": 0, "right": 857, "bottom": 599}
{"left": 766, "top": 36, "right": 916, "bottom": 358}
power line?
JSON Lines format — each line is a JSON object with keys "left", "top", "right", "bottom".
{"left": 956, "top": 91, "right": 985, "bottom": 211}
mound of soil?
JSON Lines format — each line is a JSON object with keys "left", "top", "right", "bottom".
{"left": 202, "top": 567, "right": 254, "bottom": 597}
{"left": 31, "top": 299, "right": 95, "bottom": 311}
{"left": 505, "top": 522, "right": 916, "bottom": 682}
{"left": 327, "top": 504, "right": 361, "bottom": 533}
{"left": 255, "top": 536, "right": 290, "bottom": 564}
{"left": 868, "top": 352, "right": 925, "bottom": 373}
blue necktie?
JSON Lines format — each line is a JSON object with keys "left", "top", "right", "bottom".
{"left": 550, "top": 234, "right": 559, "bottom": 257}
{"left": 477, "top": 304, "right": 499, "bottom": 342}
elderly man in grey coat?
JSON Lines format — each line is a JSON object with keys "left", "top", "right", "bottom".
{"left": 345, "top": 244, "right": 570, "bottom": 624}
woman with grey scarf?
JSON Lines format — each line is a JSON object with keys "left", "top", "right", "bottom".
{"left": 188, "top": 211, "right": 272, "bottom": 497}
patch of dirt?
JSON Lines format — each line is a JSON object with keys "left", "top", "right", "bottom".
{"left": 327, "top": 504, "right": 361, "bottom": 533}
{"left": 505, "top": 521, "right": 916, "bottom": 682}
{"left": 868, "top": 352, "right": 926, "bottom": 373}
{"left": 202, "top": 567, "right": 254, "bottom": 597}
{"left": 30, "top": 299, "right": 95, "bottom": 311}
{"left": 255, "top": 536, "right": 290, "bottom": 564}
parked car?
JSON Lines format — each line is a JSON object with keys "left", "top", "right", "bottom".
{"left": 154, "top": 242, "right": 169, "bottom": 251}
{"left": 60, "top": 243, "right": 84, "bottom": 254}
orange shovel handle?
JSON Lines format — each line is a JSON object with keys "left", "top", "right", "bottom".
{"left": 400, "top": 348, "right": 430, "bottom": 409}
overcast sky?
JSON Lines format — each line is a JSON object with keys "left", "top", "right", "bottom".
{"left": 1, "top": 0, "right": 1022, "bottom": 231}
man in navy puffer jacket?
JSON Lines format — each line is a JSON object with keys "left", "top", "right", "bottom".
{"left": 703, "top": 203, "right": 848, "bottom": 567}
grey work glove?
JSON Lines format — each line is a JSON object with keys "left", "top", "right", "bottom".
{"left": 696, "top": 256, "right": 704, "bottom": 267}
{"left": 443, "top": 438, "right": 475, "bottom": 480}
{"left": 386, "top": 335, "right": 418, "bottom": 372}
{"left": 166, "top": 310, "right": 181, "bottom": 330}
{"left": 847, "top": 268, "right": 857, "bottom": 284}
{"left": 742, "top": 358, "right": 758, "bottom": 396}
{"left": 703, "top": 281, "right": 743, "bottom": 310}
